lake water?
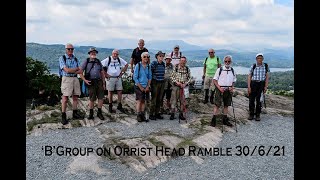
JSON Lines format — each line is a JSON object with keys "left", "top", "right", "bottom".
{"left": 50, "top": 66, "right": 294, "bottom": 80}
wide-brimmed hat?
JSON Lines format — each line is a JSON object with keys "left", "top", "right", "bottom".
{"left": 88, "top": 47, "right": 98, "bottom": 54}
{"left": 155, "top": 51, "right": 165, "bottom": 58}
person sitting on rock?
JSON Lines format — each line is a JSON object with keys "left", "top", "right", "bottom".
{"left": 211, "top": 55, "right": 236, "bottom": 127}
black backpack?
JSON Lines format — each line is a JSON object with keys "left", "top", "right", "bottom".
{"left": 59, "top": 55, "right": 79, "bottom": 78}
{"left": 103, "top": 56, "right": 122, "bottom": 72}
{"left": 204, "top": 56, "right": 220, "bottom": 65}
{"left": 171, "top": 51, "right": 182, "bottom": 58}
{"left": 251, "top": 63, "right": 269, "bottom": 77}
{"left": 218, "top": 66, "right": 235, "bottom": 76}
{"left": 83, "top": 58, "right": 102, "bottom": 80}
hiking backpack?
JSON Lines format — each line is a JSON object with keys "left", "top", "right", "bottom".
{"left": 59, "top": 55, "right": 78, "bottom": 78}
{"left": 218, "top": 66, "right": 235, "bottom": 76}
{"left": 171, "top": 51, "right": 182, "bottom": 58}
{"left": 251, "top": 63, "right": 269, "bottom": 77}
{"left": 103, "top": 56, "right": 122, "bottom": 72}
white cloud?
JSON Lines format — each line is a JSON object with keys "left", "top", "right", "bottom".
{"left": 26, "top": 0, "right": 294, "bottom": 49}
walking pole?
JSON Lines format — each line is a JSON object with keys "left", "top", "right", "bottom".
{"left": 230, "top": 92, "right": 237, "bottom": 133}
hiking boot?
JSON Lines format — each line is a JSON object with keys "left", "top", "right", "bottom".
{"left": 203, "top": 97, "right": 208, "bottom": 104}
{"left": 97, "top": 112, "right": 105, "bottom": 120}
{"left": 88, "top": 109, "right": 94, "bottom": 120}
{"left": 109, "top": 104, "right": 116, "bottom": 113}
{"left": 61, "top": 112, "right": 68, "bottom": 125}
{"left": 255, "top": 114, "right": 261, "bottom": 121}
{"left": 203, "top": 89, "right": 209, "bottom": 104}
{"left": 73, "top": 110, "right": 83, "bottom": 119}
{"left": 141, "top": 112, "right": 149, "bottom": 122}
{"left": 179, "top": 113, "right": 186, "bottom": 120}
{"left": 137, "top": 113, "right": 143, "bottom": 122}
{"left": 248, "top": 114, "right": 254, "bottom": 120}
{"left": 223, "top": 116, "right": 233, "bottom": 127}
{"left": 149, "top": 115, "right": 156, "bottom": 120}
{"left": 170, "top": 113, "right": 175, "bottom": 120}
{"left": 211, "top": 116, "right": 216, "bottom": 127}
{"left": 155, "top": 114, "right": 163, "bottom": 119}
{"left": 117, "top": 103, "right": 125, "bottom": 112}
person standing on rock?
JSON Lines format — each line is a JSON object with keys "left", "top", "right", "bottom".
{"left": 130, "top": 39, "right": 149, "bottom": 78}
{"left": 101, "top": 49, "right": 128, "bottom": 113}
{"left": 170, "top": 56, "right": 192, "bottom": 120}
{"left": 133, "top": 52, "right": 152, "bottom": 122}
{"left": 149, "top": 51, "right": 166, "bottom": 120}
{"left": 79, "top": 47, "right": 106, "bottom": 120}
{"left": 247, "top": 53, "right": 270, "bottom": 121}
{"left": 170, "top": 45, "right": 183, "bottom": 66}
{"left": 160, "top": 54, "right": 174, "bottom": 114}
{"left": 202, "top": 48, "right": 221, "bottom": 104}
{"left": 59, "top": 43, "right": 83, "bottom": 125}
{"left": 211, "top": 55, "right": 236, "bottom": 127}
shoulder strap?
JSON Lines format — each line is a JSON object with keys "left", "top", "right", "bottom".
{"left": 205, "top": 57, "right": 208, "bottom": 64}
{"left": 138, "top": 62, "right": 141, "bottom": 79}
{"left": 180, "top": 51, "right": 182, "bottom": 57}
{"left": 171, "top": 52, "right": 173, "bottom": 58}
{"left": 62, "top": 55, "right": 66, "bottom": 64}
{"left": 217, "top": 57, "right": 219, "bottom": 64}
{"left": 117, "top": 57, "right": 122, "bottom": 69}
{"left": 251, "top": 63, "right": 256, "bottom": 76}
{"left": 231, "top": 67, "right": 234, "bottom": 76}
{"left": 219, "top": 67, "right": 223, "bottom": 76}
{"left": 264, "top": 63, "right": 268, "bottom": 73}
{"left": 108, "top": 56, "right": 112, "bottom": 67}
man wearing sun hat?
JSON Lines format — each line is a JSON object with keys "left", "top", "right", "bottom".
{"left": 160, "top": 53, "right": 174, "bottom": 114}
{"left": 78, "top": 47, "right": 106, "bottom": 120}
{"left": 247, "top": 53, "right": 270, "bottom": 121}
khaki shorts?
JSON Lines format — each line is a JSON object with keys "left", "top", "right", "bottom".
{"left": 61, "top": 77, "right": 81, "bottom": 96}
{"left": 106, "top": 77, "right": 123, "bottom": 91}
{"left": 204, "top": 76, "right": 216, "bottom": 91}
{"left": 213, "top": 89, "right": 232, "bottom": 107}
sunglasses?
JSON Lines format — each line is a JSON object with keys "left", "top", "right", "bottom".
{"left": 66, "top": 48, "right": 74, "bottom": 51}
{"left": 224, "top": 61, "right": 231, "bottom": 63}
{"left": 143, "top": 56, "right": 150, "bottom": 58}
{"left": 209, "top": 52, "right": 214, "bottom": 53}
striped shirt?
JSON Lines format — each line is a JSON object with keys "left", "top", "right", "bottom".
{"left": 171, "top": 65, "right": 191, "bottom": 85}
{"left": 249, "top": 63, "right": 270, "bottom": 81}
{"left": 151, "top": 60, "right": 165, "bottom": 81}
{"left": 59, "top": 54, "right": 79, "bottom": 77}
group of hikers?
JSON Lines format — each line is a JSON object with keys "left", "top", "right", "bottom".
{"left": 56, "top": 39, "right": 270, "bottom": 127}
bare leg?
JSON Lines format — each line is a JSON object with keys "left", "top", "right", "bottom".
{"left": 61, "top": 96, "right": 68, "bottom": 112}
{"left": 72, "top": 95, "right": 78, "bottom": 110}
{"left": 117, "top": 91, "right": 122, "bottom": 104}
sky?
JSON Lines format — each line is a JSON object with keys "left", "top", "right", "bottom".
{"left": 26, "top": 0, "right": 294, "bottom": 50}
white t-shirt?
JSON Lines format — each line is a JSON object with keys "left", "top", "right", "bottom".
{"left": 213, "top": 66, "right": 237, "bottom": 87}
{"left": 171, "top": 51, "right": 182, "bottom": 66}
{"left": 101, "top": 56, "right": 127, "bottom": 76}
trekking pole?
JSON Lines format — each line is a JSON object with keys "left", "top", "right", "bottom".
{"left": 230, "top": 92, "right": 237, "bottom": 133}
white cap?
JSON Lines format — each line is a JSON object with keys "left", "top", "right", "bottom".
{"left": 256, "top": 53, "right": 263, "bottom": 58}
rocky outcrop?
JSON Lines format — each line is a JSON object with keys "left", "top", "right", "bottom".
{"left": 26, "top": 88, "right": 293, "bottom": 172}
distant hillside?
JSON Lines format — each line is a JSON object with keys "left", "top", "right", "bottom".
{"left": 26, "top": 42, "right": 294, "bottom": 69}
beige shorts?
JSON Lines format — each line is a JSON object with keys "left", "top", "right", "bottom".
{"left": 204, "top": 76, "right": 216, "bottom": 91}
{"left": 106, "top": 77, "right": 123, "bottom": 91}
{"left": 61, "top": 76, "right": 81, "bottom": 96}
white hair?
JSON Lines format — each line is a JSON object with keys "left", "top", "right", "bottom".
{"left": 224, "top": 55, "right": 232, "bottom": 61}
{"left": 141, "top": 52, "right": 149, "bottom": 58}
{"left": 112, "top": 49, "right": 119, "bottom": 54}
{"left": 65, "top": 43, "right": 73, "bottom": 48}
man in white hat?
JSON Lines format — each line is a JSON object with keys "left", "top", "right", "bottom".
{"left": 247, "top": 53, "right": 270, "bottom": 121}
{"left": 170, "top": 45, "right": 182, "bottom": 66}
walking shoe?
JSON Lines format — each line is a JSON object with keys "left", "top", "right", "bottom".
{"left": 203, "top": 98, "right": 208, "bottom": 104}
{"left": 211, "top": 116, "right": 216, "bottom": 127}
{"left": 248, "top": 114, "right": 254, "bottom": 120}
{"left": 109, "top": 104, "right": 116, "bottom": 113}
{"left": 155, "top": 114, "right": 163, "bottom": 119}
{"left": 149, "top": 115, "right": 156, "bottom": 120}
{"left": 141, "top": 112, "right": 149, "bottom": 122}
{"left": 61, "top": 112, "right": 68, "bottom": 125}
{"left": 179, "top": 113, "right": 186, "bottom": 120}
{"left": 170, "top": 113, "right": 175, "bottom": 120}
{"left": 88, "top": 110, "right": 94, "bottom": 120}
{"left": 97, "top": 112, "right": 105, "bottom": 120}
{"left": 255, "top": 114, "right": 261, "bottom": 121}
{"left": 117, "top": 103, "right": 125, "bottom": 112}
{"left": 73, "top": 110, "right": 83, "bottom": 119}
{"left": 137, "top": 114, "right": 143, "bottom": 122}
{"left": 223, "top": 116, "right": 233, "bottom": 127}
